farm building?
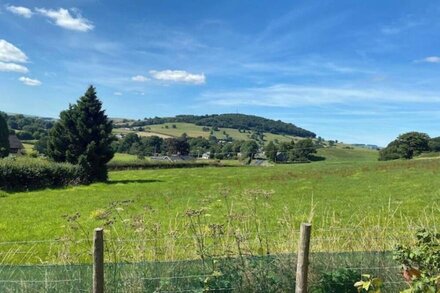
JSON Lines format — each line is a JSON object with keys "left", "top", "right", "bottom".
{"left": 8, "top": 135, "right": 24, "bottom": 154}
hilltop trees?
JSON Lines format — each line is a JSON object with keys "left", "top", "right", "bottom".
{"left": 0, "top": 113, "right": 10, "bottom": 158}
{"left": 131, "top": 113, "right": 316, "bottom": 138}
{"left": 47, "top": 86, "right": 114, "bottom": 182}
{"left": 379, "top": 132, "right": 431, "bottom": 160}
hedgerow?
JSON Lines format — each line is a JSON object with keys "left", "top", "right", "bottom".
{"left": 0, "top": 157, "right": 87, "bottom": 190}
{"left": 107, "top": 159, "right": 226, "bottom": 171}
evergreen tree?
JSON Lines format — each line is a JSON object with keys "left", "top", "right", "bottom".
{"left": 47, "top": 86, "right": 114, "bottom": 182}
{"left": 0, "top": 113, "right": 10, "bottom": 158}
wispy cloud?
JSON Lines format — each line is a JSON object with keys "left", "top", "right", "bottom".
{"left": 420, "top": 56, "right": 440, "bottom": 63}
{"left": 35, "top": 8, "right": 94, "bottom": 32}
{"left": 381, "top": 18, "right": 424, "bottom": 35}
{"left": 0, "top": 39, "right": 28, "bottom": 63}
{"left": 131, "top": 75, "right": 149, "bottom": 82}
{"left": 0, "top": 62, "right": 28, "bottom": 73}
{"left": 149, "top": 70, "right": 206, "bottom": 84}
{"left": 5, "top": 5, "right": 33, "bottom": 18}
{"left": 19, "top": 76, "right": 41, "bottom": 86}
{"left": 113, "top": 92, "right": 122, "bottom": 96}
{"left": 201, "top": 84, "right": 440, "bottom": 107}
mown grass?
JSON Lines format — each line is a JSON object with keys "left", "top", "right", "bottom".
{"left": 0, "top": 148, "right": 439, "bottom": 264}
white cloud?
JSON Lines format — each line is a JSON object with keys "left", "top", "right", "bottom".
{"left": 19, "top": 76, "right": 41, "bottom": 86}
{"left": 0, "top": 62, "right": 29, "bottom": 73}
{"left": 5, "top": 5, "right": 33, "bottom": 18}
{"left": 35, "top": 8, "right": 94, "bottom": 32}
{"left": 422, "top": 56, "right": 440, "bottom": 63}
{"left": 149, "top": 70, "right": 205, "bottom": 84}
{"left": 113, "top": 92, "right": 122, "bottom": 96}
{"left": 201, "top": 84, "right": 440, "bottom": 107}
{"left": 0, "top": 39, "right": 28, "bottom": 63}
{"left": 131, "top": 75, "right": 149, "bottom": 82}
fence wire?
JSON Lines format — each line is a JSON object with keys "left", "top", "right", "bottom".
{"left": 0, "top": 226, "right": 432, "bottom": 292}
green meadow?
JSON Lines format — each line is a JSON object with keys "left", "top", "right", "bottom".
{"left": 1, "top": 148, "right": 439, "bottom": 261}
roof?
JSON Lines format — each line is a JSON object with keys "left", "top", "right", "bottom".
{"left": 8, "top": 135, "right": 24, "bottom": 150}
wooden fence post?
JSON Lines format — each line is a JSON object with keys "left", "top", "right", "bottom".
{"left": 295, "top": 223, "right": 312, "bottom": 293}
{"left": 93, "top": 228, "right": 104, "bottom": 293}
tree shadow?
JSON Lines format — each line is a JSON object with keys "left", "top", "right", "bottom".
{"left": 309, "top": 155, "right": 326, "bottom": 162}
{"left": 107, "top": 179, "right": 163, "bottom": 185}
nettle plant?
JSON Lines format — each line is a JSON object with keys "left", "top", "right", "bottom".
{"left": 393, "top": 229, "right": 440, "bottom": 293}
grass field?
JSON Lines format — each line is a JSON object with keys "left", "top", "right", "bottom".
{"left": 114, "top": 122, "right": 301, "bottom": 143}
{"left": 1, "top": 147, "right": 439, "bottom": 264}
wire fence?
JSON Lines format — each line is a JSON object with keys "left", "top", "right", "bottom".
{"left": 0, "top": 225, "right": 435, "bottom": 292}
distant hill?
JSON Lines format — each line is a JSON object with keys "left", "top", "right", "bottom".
{"left": 117, "top": 113, "right": 316, "bottom": 138}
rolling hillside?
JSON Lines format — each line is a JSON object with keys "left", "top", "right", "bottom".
{"left": 114, "top": 122, "right": 304, "bottom": 144}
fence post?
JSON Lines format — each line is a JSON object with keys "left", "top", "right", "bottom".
{"left": 93, "top": 228, "right": 104, "bottom": 293}
{"left": 295, "top": 223, "right": 312, "bottom": 293}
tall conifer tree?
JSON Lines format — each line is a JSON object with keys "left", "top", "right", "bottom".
{"left": 47, "top": 86, "right": 114, "bottom": 181}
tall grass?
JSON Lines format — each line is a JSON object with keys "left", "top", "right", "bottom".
{"left": 0, "top": 189, "right": 437, "bottom": 291}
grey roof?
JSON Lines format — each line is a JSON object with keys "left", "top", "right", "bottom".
{"left": 8, "top": 135, "right": 24, "bottom": 150}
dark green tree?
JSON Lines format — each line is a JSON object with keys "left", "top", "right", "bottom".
{"left": 289, "top": 138, "right": 317, "bottom": 162}
{"left": 379, "top": 132, "right": 430, "bottom": 160}
{"left": 117, "top": 133, "right": 140, "bottom": 153}
{"left": 47, "top": 86, "right": 114, "bottom": 182}
{"left": 428, "top": 137, "right": 440, "bottom": 152}
{"left": 0, "top": 113, "right": 10, "bottom": 158}
{"left": 141, "top": 136, "right": 163, "bottom": 156}
{"left": 265, "top": 141, "right": 278, "bottom": 162}
{"left": 164, "top": 136, "right": 190, "bottom": 155}
{"left": 240, "top": 140, "right": 259, "bottom": 160}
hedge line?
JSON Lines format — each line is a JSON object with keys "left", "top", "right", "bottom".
{"left": 107, "top": 160, "right": 228, "bottom": 171}
{"left": 0, "top": 158, "right": 86, "bottom": 190}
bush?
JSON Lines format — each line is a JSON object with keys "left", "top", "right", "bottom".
{"left": 0, "top": 157, "right": 87, "bottom": 190}
{"left": 313, "top": 268, "right": 359, "bottom": 293}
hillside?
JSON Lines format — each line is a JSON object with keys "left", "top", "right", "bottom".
{"left": 114, "top": 122, "right": 304, "bottom": 144}
{"left": 116, "top": 113, "right": 316, "bottom": 138}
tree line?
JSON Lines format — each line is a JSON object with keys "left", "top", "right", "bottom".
{"left": 4, "top": 113, "right": 54, "bottom": 140}
{"left": 113, "top": 132, "right": 260, "bottom": 161}
{"left": 114, "top": 131, "right": 320, "bottom": 163}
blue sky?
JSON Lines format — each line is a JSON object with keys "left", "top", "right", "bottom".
{"left": 1, "top": 0, "right": 440, "bottom": 145}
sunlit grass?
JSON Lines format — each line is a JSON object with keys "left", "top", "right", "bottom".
{"left": 0, "top": 154, "right": 439, "bottom": 263}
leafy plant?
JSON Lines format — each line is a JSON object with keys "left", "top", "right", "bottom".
{"left": 354, "top": 274, "right": 383, "bottom": 293}
{"left": 313, "top": 268, "right": 359, "bottom": 293}
{"left": 393, "top": 229, "right": 440, "bottom": 293}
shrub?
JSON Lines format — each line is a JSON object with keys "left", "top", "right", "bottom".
{"left": 393, "top": 229, "right": 440, "bottom": 292}
{"left": 0, "top": 157, "right": 87, "bottom": 190}
{"left": 313, "top": 268, "right": 359, "bottom": 293}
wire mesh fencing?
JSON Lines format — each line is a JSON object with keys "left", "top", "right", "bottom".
{"left": 0, "top": 224, "right": 434, "bottom": 292}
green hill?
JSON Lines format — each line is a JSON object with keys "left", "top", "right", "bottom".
{"left": 116, "top": 113, "right": 316, "bottom": 138}
{"left": 114, "top": 122, "right": 304, "bottom": 144}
